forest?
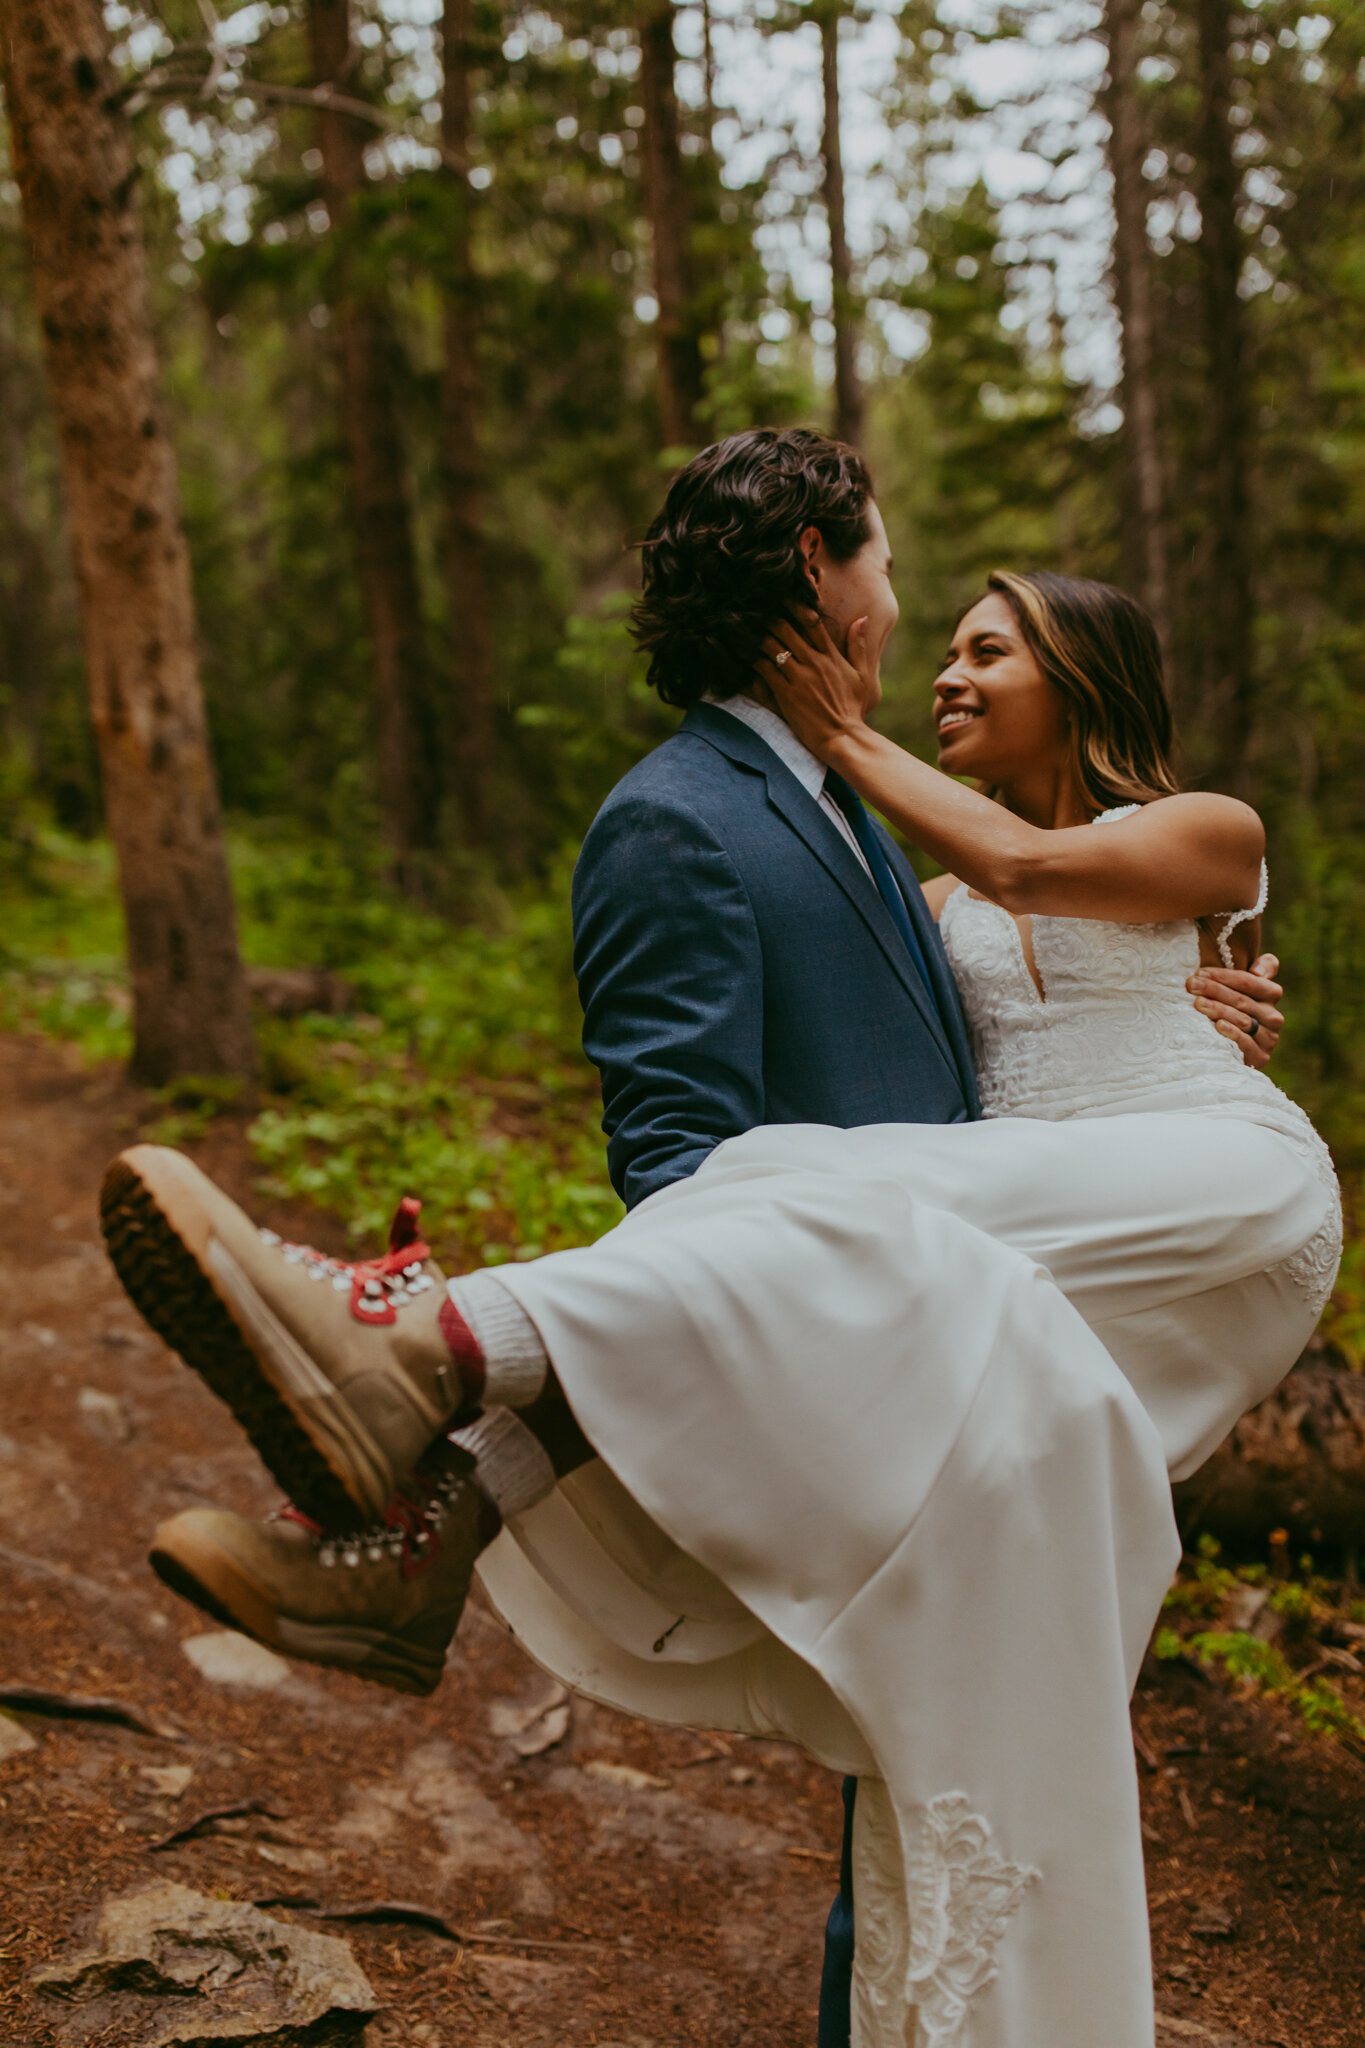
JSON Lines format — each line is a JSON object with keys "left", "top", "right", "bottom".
{"left": 3, "top": 0, "right": 1363, "bottom": 1179}
{"left": 5, "top": 7, "right": 1365, "bottom": 2045}
{"left": 2, "top": 4, "right": 1364, "bottom": 1500}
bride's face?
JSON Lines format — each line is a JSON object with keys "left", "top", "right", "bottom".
{"left": 933, "top": 594, "right": 1069, "bottom": 785}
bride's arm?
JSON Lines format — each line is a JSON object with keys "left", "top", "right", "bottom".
{"left": 760, "top": 619, "right": 1264, "bottom": 926}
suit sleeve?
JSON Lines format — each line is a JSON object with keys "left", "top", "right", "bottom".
{"left": 572, "top": 794, "right": 765, "bottom": 1209}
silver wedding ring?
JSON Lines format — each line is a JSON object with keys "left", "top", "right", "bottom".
{"left": 774, "top": 649, "right": 790, "bottom": 666}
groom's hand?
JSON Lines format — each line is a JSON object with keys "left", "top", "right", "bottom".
{"left": 1187, "top": 954, "right": 1284, "bottom": 1071}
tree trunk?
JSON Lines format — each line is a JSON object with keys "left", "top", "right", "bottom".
{"left": 1193, "top": 0, "right": 1255, "bottom": 788}
{"left": 0, "top": 310, "right": 53, "bottom": 759}
{"left": 1173, "top": 1360, "right": 1365, "bottom": 1558}
{"left": 700, "top": 0, "right": 717, "bottom": 138}
{"left": 639, "top": 0, "right": 705, "bottom": 450}
{"left": 0, "top": 0, "right": 253, "bottom": 1084}
{"left": 440, "top": 0, "right": 494, "bottom": 846}
{"left": 307, "top": 0, "right": 436, "bottom": 884}
{"left": 1101, "top": 0, "right": 1172, "bottom": 669}
{"left": 820, "top": 5, "right": 863, "bottom": 449}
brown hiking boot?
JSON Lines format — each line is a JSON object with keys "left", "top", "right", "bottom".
{"left": 148, "top": 1452, "right": 488, "bottom": 1698}
{"left": 101, "top": 1146, "right": 476, "bottom": 1530}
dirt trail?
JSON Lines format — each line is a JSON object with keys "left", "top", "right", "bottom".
{"left": 0, "top": 1031, "right": 1362, "bottom": 2047}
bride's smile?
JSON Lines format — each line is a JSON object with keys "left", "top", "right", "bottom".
{"left": 933, "top": 589, "right": 1071, "bottom": 805}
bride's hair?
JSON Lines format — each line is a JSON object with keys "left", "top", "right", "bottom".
{"left": 632, "top": 427, "right": 873, "bottom": 707}
{"left": 986, "top": 569, "right": 1180, "bottom": 810}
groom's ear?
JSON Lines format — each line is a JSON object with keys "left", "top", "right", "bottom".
{"left": 798, "top": 524, "right": 823, "bottom": 596}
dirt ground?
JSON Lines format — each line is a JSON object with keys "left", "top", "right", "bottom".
{"left": 1, "top": 1030, "right": 1363, "bottom": 2048}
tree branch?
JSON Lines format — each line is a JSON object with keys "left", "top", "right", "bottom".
{"left": 110, "top": 70, "right": 468, "bottom": 178}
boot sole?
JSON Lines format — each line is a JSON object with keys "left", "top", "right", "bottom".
{"left": 148, "top": 1530, "right": 446, "bottom": 1699}
{"left": 101, "top": 1149, "right": 394, "bottom": 1531}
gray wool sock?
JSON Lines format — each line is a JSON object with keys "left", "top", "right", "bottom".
{"left": 448, "top": 1405, "right": 556, "bottom": 1520}
{"left": 445, "top": 1270, "right": 549, "bottom": 1408}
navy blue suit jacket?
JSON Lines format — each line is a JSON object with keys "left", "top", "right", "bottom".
{"left": 572, "top": 701, "right": 980, "bottom": 1210}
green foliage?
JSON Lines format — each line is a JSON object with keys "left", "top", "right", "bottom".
{"left": 2, "top": 2, "right": 1364, "bottom": 1270}
{"left": 64, "top": 0, "right": 804, "bottom": 878}
{"left": 1160, "top": 1627, "right": 1365, "bottom": 1761}
{"left": 236, "top": 837, "right": 623, "bottom": 1262}
{"left": 1157, "top": 1541, "right": 1365, "bottom": 1759}
{"left": 1267, "top": 1579, "right": 1319, "bottom": 1643}
{"left": 1113, "top": 0, "right": 1365, "bottom": 1152}
{"left": 1160, "top": 1533, "right": 1241, "bottom": 1617}
{"left": 0, "top": 832, "right": 132, "bottom": 1058}
{"left": 0, "top": 828, "right": 621, "bottom": 1264}
{"left": 509, "top": 593, "right": 675, "bottom": 833}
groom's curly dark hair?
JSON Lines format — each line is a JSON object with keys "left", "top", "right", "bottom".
{"left": 631, "top": 428, "right": 875, "bottom": 708}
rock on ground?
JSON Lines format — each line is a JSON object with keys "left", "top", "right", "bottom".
{"left": 31, "top": 1880, "right": 376, "bottom": 2046}
{"left": 181, "top": 1631, "right": 292, "bottom": 1691}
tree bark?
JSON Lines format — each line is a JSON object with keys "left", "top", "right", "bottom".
{"left": 307, "top": 0, "right": 436, "bottom": 883}
{"left": 820, "top": 5, "right": 863, "bottom": 449}
{"left": 0, "top": 0, "right": 253, "bottom": 1083}
{"left": 639, "top": 0, "right": 705, "bottom": 450}
{"left": 0, "top": 308, "right": 53, "bottom": 760}
{"left": 440, "top": 0, "right": 494, "bottom": 845}
{"left": 700, "top": 0, "right": 717, "bottom": 139}
{"left": 1193, "top": 0, "right": 1255, "bottom": 787}
{"left": 1101, "top": 0, "right": 1172, "bottom": 669}
{"left": 1173, "top": 1360, "right": 1365, "bottom": 1557}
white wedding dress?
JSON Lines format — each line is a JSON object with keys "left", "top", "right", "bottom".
{"left": 475, "top": 815, "right": 1341, "bottom": 2048}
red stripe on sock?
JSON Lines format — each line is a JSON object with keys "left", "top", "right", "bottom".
{"left": 438, "top": 1296, "right": 487, "bottom": 1405}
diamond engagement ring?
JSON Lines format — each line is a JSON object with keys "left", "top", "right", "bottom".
{"left": 774, "top": 649, "right": 790, "bottom": 666}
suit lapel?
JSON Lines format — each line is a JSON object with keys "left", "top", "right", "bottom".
{"left": 683, "top": 706, "right": 966, "bottom": 1086}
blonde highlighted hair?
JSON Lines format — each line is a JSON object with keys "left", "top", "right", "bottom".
{"left": 986, "top": 569, "right": 1180, "bottom": 811}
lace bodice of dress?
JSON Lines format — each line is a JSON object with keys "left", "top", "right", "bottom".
{"left": 938, "top": 807, "right": 1342, "bottom": 1315}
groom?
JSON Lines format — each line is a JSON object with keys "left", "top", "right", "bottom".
{"left": 571, "top": 426, "right": 1285, "bottom": 2043}
{"left": 573, "top": 427, "right": 974, "bottom": 2045}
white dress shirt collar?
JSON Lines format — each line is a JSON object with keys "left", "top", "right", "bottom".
{"left": 704, "top": 693, "right": 826, "bottom": 800}
{"left": 703, "top": 693, "right": 872, "bottom": 880}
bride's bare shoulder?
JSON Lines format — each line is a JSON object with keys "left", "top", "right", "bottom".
{"left": 1119, "top": 792, "right": 1264, "bottom": 860}
{"left": 921, "top": 874, "right": 963, "bottom": 921}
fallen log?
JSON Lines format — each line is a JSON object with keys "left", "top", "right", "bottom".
{"left": 245, "top": 966, "right": 354, "bottom": 1019}
{"left": 1172, "top": 1354, "right": 1365, "bottom": 1556}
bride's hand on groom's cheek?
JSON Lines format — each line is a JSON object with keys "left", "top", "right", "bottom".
{"left": 1187, "top": 954, "right": 1284, "bottom": 1071}
{"left": 757, "top": 610, "right": 878, "bottom": 756}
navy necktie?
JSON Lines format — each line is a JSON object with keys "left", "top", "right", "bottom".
{"left": 824, "top": 771, "right": 932, "bottom": 989}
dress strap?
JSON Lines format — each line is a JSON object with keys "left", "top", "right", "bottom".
{"left": 1213, "top": 861, "right": 1269, "bottom": 968}
{"left": 1089, "top": 806, "right": 1268, "bottom": 968}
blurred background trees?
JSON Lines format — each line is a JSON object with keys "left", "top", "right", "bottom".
{"left": 0, "top": 0, "right": 253, "bottom": 1083}
{"left": 1, "top": 0, "right": 1363, "bottom": 1148}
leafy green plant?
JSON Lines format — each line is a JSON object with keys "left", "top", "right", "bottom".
{"left": 1156, "top": 1538, "right": 1365, "bottom": 1760}
{"left": 0, "top": 825, "right": 622, "bottom": 1261}
{"left": 1160, "top": 1533, "right": 1240, "bottom": 1617}
{"left": 1154, "top": 1624, "right": 1365, "bottom": 1759}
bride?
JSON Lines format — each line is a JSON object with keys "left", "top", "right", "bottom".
{"left": 102, "top": 568, "right": 1339, "bottom": 2048}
